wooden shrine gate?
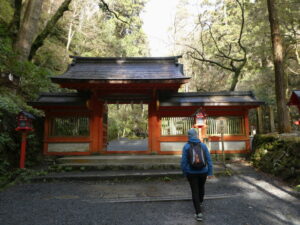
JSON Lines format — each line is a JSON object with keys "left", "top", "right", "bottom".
{"left": 30, "top": 56, "right": 263, "bottom": 155}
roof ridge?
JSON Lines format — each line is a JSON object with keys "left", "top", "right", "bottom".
{"left": 39, "top": 92, "right": 88, "bottom": 97}
{"left": 163, "top": 91, "right": 254, "bottom": 96}
{"left": 70, "top": 56, "right": 183, "bottom": 64}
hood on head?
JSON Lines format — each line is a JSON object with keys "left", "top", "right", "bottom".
{"left": 188, "top": 128, "right": 199, "bottom": 142}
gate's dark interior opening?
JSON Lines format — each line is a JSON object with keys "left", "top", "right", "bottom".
{"left": 107, "top": 104, "right": 148, "bottom": 151}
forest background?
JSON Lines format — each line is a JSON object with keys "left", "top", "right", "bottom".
{"left": 0, "top": 0, "right": 299, "bottom": 180}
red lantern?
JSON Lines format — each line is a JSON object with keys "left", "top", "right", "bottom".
{"left": 15, "top": 111, "right": 35, "bottom": 168}
{"left": 16, "top": 111, "right": 34, "bottom": 131}
{"left": 195, "top": 108, "right": 207, "bottom": 128}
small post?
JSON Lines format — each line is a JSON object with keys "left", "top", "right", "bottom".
{"left": 19, "top": 132, "right": 27, "bottom": 168}
{"left": 269, "top": 105, "right": 275, "bottom": 132}
{"left": 15, "top": 111, "right": 35, "bottom": 169}
{"left": 257, "top": 106, "right": 264, "bottom": 134}
{"left": 219, "top": 120, "right": 226, "bottom": 168}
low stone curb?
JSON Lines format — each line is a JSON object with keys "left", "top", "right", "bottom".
{"left": 30, "top": 170, "right": 184, "bottom": 182}
{"left": 30, "top": 165, "right": 228, "bottom": 182}
{"left": 96, "top": 193, "right": 242, "bottom": 203}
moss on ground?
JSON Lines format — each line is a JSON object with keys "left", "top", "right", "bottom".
{"left": 250, "top": 134, "right": 300, "bottom": 188}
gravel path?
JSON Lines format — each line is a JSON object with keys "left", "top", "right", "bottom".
{"left": 0, "top": 163, "right": 299, "bottom": 225}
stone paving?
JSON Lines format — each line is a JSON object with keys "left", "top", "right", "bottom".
{"left": 107, "top": 137, "right": 148, "bottom": 151}
{"left": 0, "top": 161, "right": 299, "bottom": 225}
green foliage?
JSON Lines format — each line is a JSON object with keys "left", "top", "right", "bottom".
{"left": 162, "top": 176, "right": 172, "bottom": 182}
{"left": 175, "top": 0, "right": 249, "bottom": 91}
{"left": 214, "top": 168, "right": 234, "bottom": 177}
{"left": 174, "top": 0, "right": 299, "bottom": 104}
{"left": 0, "top": 0, "right": 13, "bottom": 24}
{"left": 35, "top": 0, "right": 149, "bottom": 72}
{"left": 0, "top": 96, "right": 45, "bottom": 186}
{"left": 33, "top": 38, "right": 70, "bottom": 73}
{"left": 108, "top": 104, "right": 148, "bottom": 141}
{"left": 0, "top": 168, "right": 50, "bottom": 190}
{"left": 0, "top": 18, "right": 56, "bottom": 186}
{"left": 0, "top": 35, "right": 14, "bottom": 72}
{"left": 251, "top": 134, "right": 300, "bottom": 185}
{"left": 0, "top": 0, "right": 150, "bottom": 188}
{"left": 68, "top": 0, "right": 148, "bottom": 57}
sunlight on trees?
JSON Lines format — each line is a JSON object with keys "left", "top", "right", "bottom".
{"left": 0, "top": 0, "right": 299, "bottom": 175}
{"left": 171, "top": 0, "right": 299, "bottom": 132}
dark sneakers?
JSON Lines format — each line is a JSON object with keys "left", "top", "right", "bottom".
{"left": 195, "top": 203, "right": 204, "bottom": 221}
{"left": 194, "top": 213, "right": 203, "bottom": 221}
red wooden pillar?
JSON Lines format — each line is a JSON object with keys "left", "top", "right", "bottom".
{"left": 43, "top": 113, "right": 50, "bottom": 154}
{"left": 19, "top": 132, "right": 27, "bottom": 168}
{"left": 244, "top": 109, "right": 251, "bottom": 151}
{"left": 90, "top": 92, "right": 103, "bottom": 154}
{"left": 148, "top": 90, "right": 160, "bottom": 153}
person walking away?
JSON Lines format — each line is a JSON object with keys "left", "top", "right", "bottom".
{"left": 181, "top": 128, "right": 213, "bottom": 221}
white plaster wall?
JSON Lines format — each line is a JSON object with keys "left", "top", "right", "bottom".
{"left": 48, "top": 143, "right": 89, "bottom": 152}
{"left": 160, "top": 142, "right": 185, "bottom": 151}
{"left": 208, "top": 141, "right": 246, "bottom": 151}
{"left": 160, "top": 141, "right": 246, "bottom": 152}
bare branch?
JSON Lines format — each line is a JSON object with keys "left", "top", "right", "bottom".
{"left": 99, "top": 0, "right": 129, "bottom": 25}
{"left": 185, "top": 48, "right": 233, "bottom": 72}
{"left": 235, "top": 0, "right": 247, "bottom": 59}
{"left": 199, "top": 21, "right": 206, "bottom": 54}
{"left": 179, "top": 0, "right": 248, "bottom": 91}
{"left": 208, "top": 25, "right": 230, "bottom": 59}
{"left": 228, "top": 43, "right": 232, "bottom": 56}
{"left": 29, "top": 0, "right": 72, "bottom": 60}
{"left": 287, "top": 66, "right": 300, "bottom": 75}
{"left": 208, "top": 23, "right": 245, "bottom": 63}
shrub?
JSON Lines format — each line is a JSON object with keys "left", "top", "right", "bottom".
{"left": 251, "top": 134, "right": 300, "bottom": 184}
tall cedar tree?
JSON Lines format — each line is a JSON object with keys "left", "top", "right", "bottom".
{"left": 13, "top": 0, "right": 43, "bottom": 61}
{"left": 266, "top": 0, "right": 291, "bottom": 133}
{"left": 186, "top": 0, "right": 247, "bottom": 91}
{"left": 11, "top": 0, "right": 73, "bottom": 61}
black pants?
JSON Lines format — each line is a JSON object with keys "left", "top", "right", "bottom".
{"left": 187, "top": 173, "right": 207, "bottom": 214}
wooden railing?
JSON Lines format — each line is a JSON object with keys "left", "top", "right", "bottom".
{"left": 161, "top": 117, "right": 194, "bottom": 136}
{"left": 50, "top": 116, "right": 89, "bottom": 137}
{"left": 206, "top": 116, "right": 245, "bottom": 136}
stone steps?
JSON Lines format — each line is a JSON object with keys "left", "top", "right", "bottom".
{"left": 30, "top": 155, "right": 228, "bottom": 183}
{"left": 55, "top": 155, "right": 182, "bottom": 170}
{"left": 30, "top": 169, "right": 184, "bottom": 182}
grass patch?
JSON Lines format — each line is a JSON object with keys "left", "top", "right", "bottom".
{"left": 294, "top": 184, "right": 300, "bottom": 192}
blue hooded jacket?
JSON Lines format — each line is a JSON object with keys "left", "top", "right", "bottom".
{"left": 181, "top": 128, "right": 213, "bottom": 176}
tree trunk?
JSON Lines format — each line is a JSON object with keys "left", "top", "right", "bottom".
{"left": 9, "top": 0, "right": 22, "bottom": 39}
{"left": 230, "top": 70, "right": 240, "bottom": 91}
{"left": 269, "top": 105, "right": 275, "bottom": 132}
{"left": 257, "top": 106, "right": 264, "bottom": 134}
{"left": 29, "top": 0, "right": 73, "bottom": 60}
{"left": 66, "top": 21, "right": 75, "bottom": 51}
{"left": 266, "top": 0, "right": 291, "bottom": 133}
{"left": 13, "top": 0, "right": 43, "bottom": 61}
